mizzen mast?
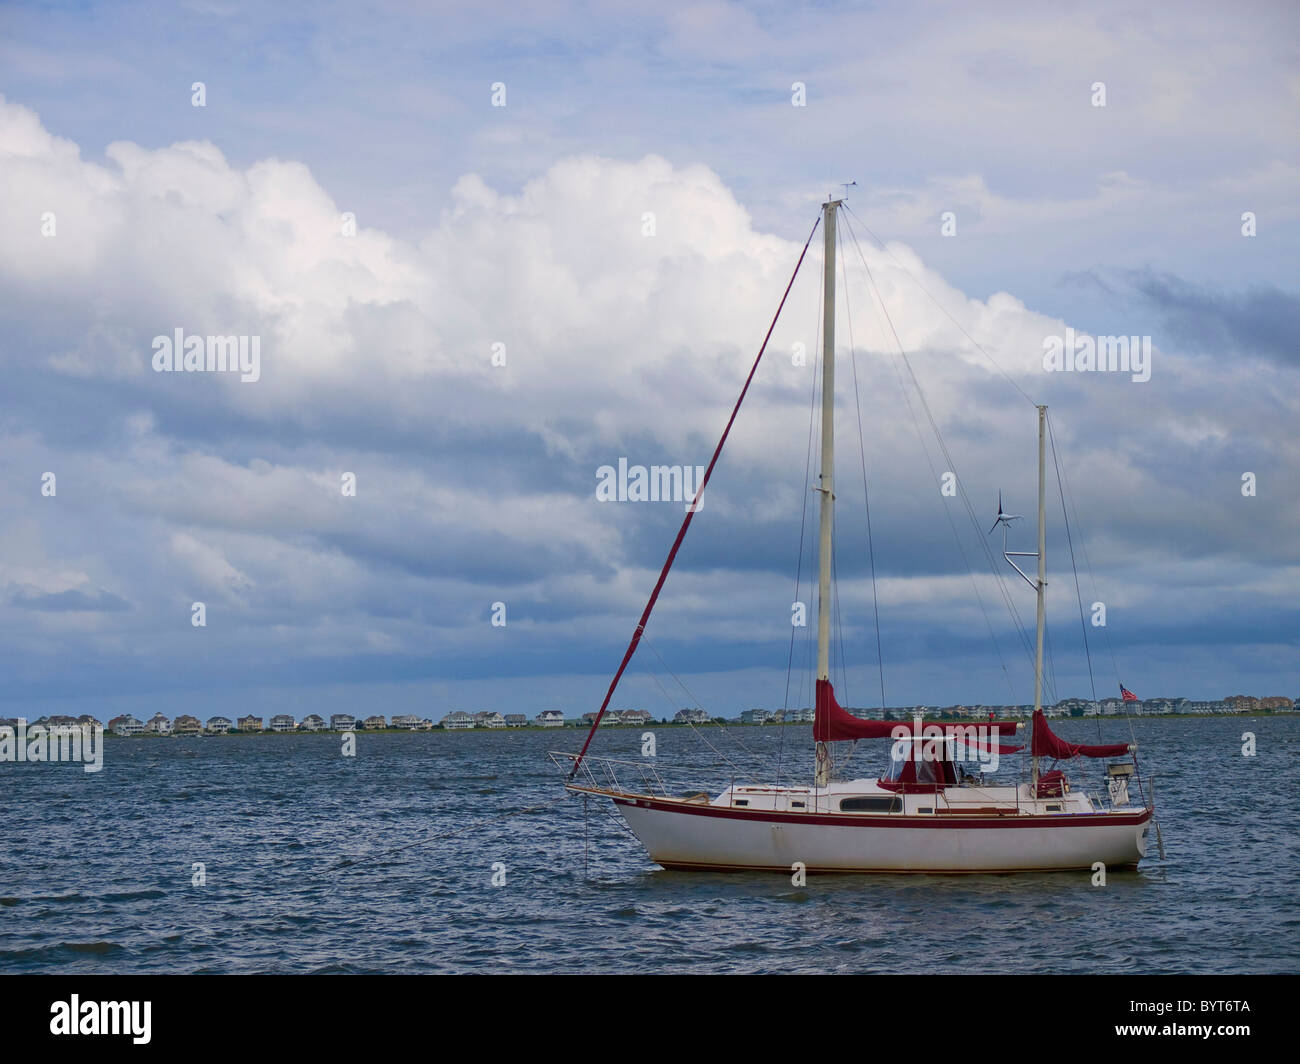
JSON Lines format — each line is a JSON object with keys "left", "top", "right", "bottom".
{"left": 814, "top": 198, "right": 840, "bottom": 787}
{"left": 1032, "top": 404, "right": 1048, "bottom": 784}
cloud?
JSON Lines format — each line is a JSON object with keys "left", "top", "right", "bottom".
{"left": 10, "top": 587, "right": 131, "bottom": 613}
{"left": 0, "top": 94, "right": 1295, "bottom": 714}
{"left": 1126, "top": 270, "right": 1300, "bottom": 367}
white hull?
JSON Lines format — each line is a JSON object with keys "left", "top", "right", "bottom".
{"left": 608, "top": 793, "right": 1151, "bottom": 874}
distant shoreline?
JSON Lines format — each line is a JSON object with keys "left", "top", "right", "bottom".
{"left": 95, "top": 710, "right": 1298, "bottom": 737}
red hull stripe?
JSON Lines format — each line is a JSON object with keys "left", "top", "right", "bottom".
{"left": 657, "top": 859, "right": 1142, "bottom": 875}
{"left": 609, "top": 794, "right": 1152, "bottom": 830}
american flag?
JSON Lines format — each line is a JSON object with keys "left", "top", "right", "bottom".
{"left": 1120, "top": 684, "right": 1138, "bottom": 702}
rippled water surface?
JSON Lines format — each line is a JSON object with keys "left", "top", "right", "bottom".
{"left": 2, "top": 717, "right": 1297, "bottom": 973}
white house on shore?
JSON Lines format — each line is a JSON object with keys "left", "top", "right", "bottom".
{"left": 535, "top": 710, "right": 565, "bottom": 727}
{"left": 205, "top": 716, "right": 232, "bottom": 734}
{"left": 300, "top": 715, "right": 326, "bottom": 731}
{"left": 441, "top": 711, "right": 474, "bottom": 730}
{"left": 474, "top": 711, "right": 506, "bottom": 729}
{"left": 109, "top": 715, "right": 146, "bottom": 736}
{"left": 391, "top": 715, "right": 422, "bottom": 730}
{"left": 146, "top": 713, "right": 173, "bottom": 735}
{"left": 504, "top": 713, "right": 527, "bottom": 728}
{"left": 269, "top": 714, "right": 295, "bottom": 732}
{"left": 330, "top": 714, "right": 356, "bottom": 731}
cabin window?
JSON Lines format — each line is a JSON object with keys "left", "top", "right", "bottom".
{"left": 918, "top": 807, "right": 933, "bottom": 814}
{"left": 733, "top": 799, "right": 748, "bottom": 807}
{"left": 839, "top": 796, "right": 902, "bottom": 813}
{"left": 791, "top": 801, "right": 806, "bottom": 809}
{"left": 1046, "top": 804, "right": 1062, "bottom": 812}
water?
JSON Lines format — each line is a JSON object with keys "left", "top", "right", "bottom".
{"left": 1, "top": 717, "right": 1296, "bottom": 973}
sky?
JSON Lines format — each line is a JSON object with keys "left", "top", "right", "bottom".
{"left": 0, "top": 0, "right": 1296, "bottom": 722}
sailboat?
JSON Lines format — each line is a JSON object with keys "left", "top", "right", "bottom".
{"left": 555, "top": 198, "right": 1155, "bottom": 874}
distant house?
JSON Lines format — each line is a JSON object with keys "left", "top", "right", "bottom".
{"left": 300, "top": 715, "right": 326, "bottom": 732}
{"left": 237, "top": 715, "right": 263, "bottom": 732}
{"left": 504, "top": 713, "right": 527, "bottom": 728}
{"left": 269, "top": 714, "right": 296, "bottom": 732}
{"left": 391, "top": 715, "right": 421, "bottom": 730}
{"left": 673, "top": 708, "right": 709, "bottom": 724}
{"left": 76, "top": 715, "right": 101, "bottom": 729}
{"left": 109, "top": 715, "right": 146, "bottom": 736}
{"left": 440, "top": 711, "right": 474, "bottom": 730}
{"left": 535, "top": 710, "right": 565, "bottom": 728}
{"left": 172, "top": 715, "right": 202, "bottom": 735}
{"left": 416, "top": 718, "right": 435, "bottom": 730}
{"left": 146, "top": 713, "right": 173, "bottom": 735}
{"left": 362, "top": 715, "right": 387, "bottom": 730}
{"left": 579, "top": 711, "right": 616, "bottom": 728}
{"left": 330, "top": 714, "right": 356, "bottom": 732}
{"left": 205, "top": 716, "right": 232, "bottom": 734}
{"left": 618, "top": 709, "right": 653, "bottom": 725}
{"left": 740, "top": 709, "right": 772, "bottom": 725}
{"left": 1258, "top": 696, "right": 1292, "bottom": 712}
{"left": 474, "top": 711, "right": 506, "bottom": 729}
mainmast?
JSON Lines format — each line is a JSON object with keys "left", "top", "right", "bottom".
{"left": 814, "top": 199, "right": 840, "bottom": 787}
{"left": 1031, "top": 404, "right": 1047, "bottom": 785}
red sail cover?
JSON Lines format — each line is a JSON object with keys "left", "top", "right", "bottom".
{"left": 813, "top": 680, "right": 1022, "bottom": 749}
{"left": 1031, "top": 709, "right": 1129, "bottom": 759}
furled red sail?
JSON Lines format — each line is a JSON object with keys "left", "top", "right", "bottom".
{"left": 813, "top": 680, "right": 1022, "bottom": 749}
{"left": 1031, "top": 709, "right": 1130, "bottom": 759}
{"left": 814, "top": 679, "right": 899, "bottom": 740}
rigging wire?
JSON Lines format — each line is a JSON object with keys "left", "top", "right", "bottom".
{"left": 839, "top": 210, "right": 1052, "bottom": 685}
{"left": 1048, "top": 412, "right": 1138, "bottom": 747}
{"left": 839, "top": 211, "right": 1028, "bottom": 700}
{"left": 1048, "top": 412, "right": 1099, "bottom": 708}
{"left": 568, "top": 215, "right": 821, "bottom": 779}
{"left": 779, "top": 245, "right": 825, "bottom": 787}
{"left": 639, "top": 633, "right": 763, "bottom": 773}
{"left": 842, "top": 203, "right": 1038, "bottom": 408}
{"left": 838, "top": 219, "right": 888, "bottom": 712}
